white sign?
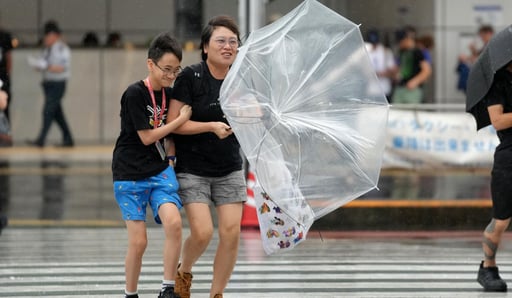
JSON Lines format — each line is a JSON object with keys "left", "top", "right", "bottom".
{"left": 473, "top": 4, "right": 503, "bottom": 26}
{"left": 383, "top": 109, "right": 498, "bottom": 169}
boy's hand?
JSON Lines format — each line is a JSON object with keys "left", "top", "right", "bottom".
{"left": 0, "top": 90, "right": 8, "bottom": 111}
{"left": 178, "top": 105, "right": 192, "bottom": 121}
{"left": 212, "top": 122, "right": 232, "bottom": 139}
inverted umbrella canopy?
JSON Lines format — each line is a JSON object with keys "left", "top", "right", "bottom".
{"left": 220, "top": 0, "right": 389, "bottom": 254}
{"left": 466, "top": 25, "right": 512, "bottom": 130}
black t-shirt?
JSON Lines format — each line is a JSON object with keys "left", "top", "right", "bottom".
{"left": 172, "top": 61, "right": 242, "bottom": 177}
{"left": 486, "top": 69, "right": 512, "bottom": 152}
{"left": 398, "top": 48, "right": 425, "bottom": 86}
{"left": 112, "top": 80, "right": 171, "bottom": 181}
{"left": 0, "top": 30, "right": 12, "bottom": 85}
{"left": 484, "top": 70, "right": 512, "bottom": 169}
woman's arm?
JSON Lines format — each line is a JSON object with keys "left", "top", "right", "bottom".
{"left": 488, "top": 104, "right": 512, "bottom": 131}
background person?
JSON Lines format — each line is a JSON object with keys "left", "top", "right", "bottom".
{"left": 168, "top": 15, "right": 246, "bottom": 298}
{"left": 392, "top": 28, "right": 432, "bottom": 104}
{"left": 0, "top": 14, "right": 13, "bottom": 121}
{"left": 457, "top": 25, "right": 494, "bottom": 93}
{"left": 365, "top": 29, "right": 396, "bottom": 100}
{"left": 26, "top": 20, "right": 74, "bottom": 147}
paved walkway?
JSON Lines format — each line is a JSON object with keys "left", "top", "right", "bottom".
{"left": 0, "top": 145, "right": 508, "bottom": 297}
{"left": 2, "top": 228, "right": 512, "bottom": 297}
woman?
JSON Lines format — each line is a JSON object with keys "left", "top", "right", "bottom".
{"left": 168, "top": 16, "right": 245, "bottom": 298}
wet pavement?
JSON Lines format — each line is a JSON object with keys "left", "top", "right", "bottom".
{"left": 2, "top": 228, "right": 512, "bottom": 297}
{"left": 0, "top": 145, "right": 493, "bottom": 227}
{"left": 0, "top": 145, "right": 509, "bottom": 297}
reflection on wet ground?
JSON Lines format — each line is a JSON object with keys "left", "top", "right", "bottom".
{"left": 362, "top": 170, "right": 490, "bottom": 200}
{"left": 0, "top": 146, "right": 493, "bottom": 227}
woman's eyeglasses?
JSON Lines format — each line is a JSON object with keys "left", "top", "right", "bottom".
{"left": 213, "top": 37, "right": 239, "bottom": 48}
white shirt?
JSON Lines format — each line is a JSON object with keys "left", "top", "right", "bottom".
{"left": 365, "top": 42, "right": 395, "bottom": 95}
{"left": 43, "top": 40, "right": 71, "bottom": 81}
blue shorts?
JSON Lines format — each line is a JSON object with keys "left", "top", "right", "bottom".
{"left": 114, "top": 166, "right": 182, "bottom": 224}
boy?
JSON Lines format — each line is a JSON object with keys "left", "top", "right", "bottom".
{"left": 112, "top": 32, "right": 191, "bottom": 298}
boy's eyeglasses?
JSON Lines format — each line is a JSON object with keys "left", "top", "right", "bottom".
{"left": 153, "top": 61, "right": 182, "bottom": 77}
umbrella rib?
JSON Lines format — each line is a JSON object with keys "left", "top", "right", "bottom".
{"left": 283, "top": 25, "right": 361, "bottom": 108}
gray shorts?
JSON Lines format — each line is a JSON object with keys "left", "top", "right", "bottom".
{"left": 176, "top": 170, "right": 247, "bottom": 206}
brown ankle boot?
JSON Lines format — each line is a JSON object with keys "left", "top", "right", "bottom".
{"left": 175, "top": 270, "right": 193, "bottom": 298}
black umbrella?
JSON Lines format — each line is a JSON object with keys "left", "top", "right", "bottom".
{"left": 466, "top": 25, "right": 512, "bottom": 130}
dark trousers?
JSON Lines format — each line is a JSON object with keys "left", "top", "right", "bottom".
{"left": 36, "top": 81, "right": 73, "bottom": 145}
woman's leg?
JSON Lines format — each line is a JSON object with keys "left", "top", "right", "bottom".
{"left": 180, "top": 203, "right": 214, "bottom": 272}
{"left": 176, "top": 203, "right": 213, "bottom": 298}
{"left": 210, "top": 202, "right": 243, "bottom": 297}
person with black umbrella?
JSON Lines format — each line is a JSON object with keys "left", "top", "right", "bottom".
{"left": 466, "top": 25, "right": 512, "bottom": 293}
{"left": 475, "top": 60, "right": 512, "bottom": 292}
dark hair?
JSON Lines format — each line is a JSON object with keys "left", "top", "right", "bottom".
{"left": 479, "top": 25, "right": 494, "bottom": 34}
{"left": 200, "top": 15, "right": 240, "bottom": 61}
{"left": 148, "top": 32, "right": 182, "bottom": 62}
{"left": 44, "top": 20, "right": 61, "bottom": 35}
{"left": 417, "top": 34, "right": 434, "bottom": 49}
{"left": 366, "top": 29, "right": 380, "bottom": 44}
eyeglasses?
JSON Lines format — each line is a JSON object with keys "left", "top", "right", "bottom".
{"left": 153, "top": 61, "right": 182, "bottom": 77}
{"left": 213, "top": 37, "right": 239, "bottom": 48}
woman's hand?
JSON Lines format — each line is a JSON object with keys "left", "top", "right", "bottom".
{"left": 211, "top": 122, "right": 233, "bottom": 139}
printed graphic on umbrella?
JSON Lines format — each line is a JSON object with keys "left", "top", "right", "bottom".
{"left": 220, "top": 0, "right": 389, "bottom": 254}
{"left": 466, "top": 25, "right": 512, "bottom": 130}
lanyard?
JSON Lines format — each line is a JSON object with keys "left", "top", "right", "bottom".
{"left": 145, "top": 78, "right": 166, "bottom": 128}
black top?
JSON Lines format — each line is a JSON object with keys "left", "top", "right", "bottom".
{"left": 398, "top": 48, "right": 425, "bottom": 86}
{"left": 0, "top": 30, "right": 12, "bottom": 82}
{"left": 172, "top": 61, "right": 242, "bottom": 177}
{"left": 485, "top": 69, "right": 512, "bottom": 155}
{"left": 112, "top": 80, "right": 171, "bottom": 181}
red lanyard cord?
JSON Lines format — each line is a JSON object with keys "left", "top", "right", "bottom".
{"left": 145, "top": 78, "right": 166, "bottom": 128}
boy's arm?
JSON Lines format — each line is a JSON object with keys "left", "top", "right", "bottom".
{"left": 168, "top": 99, "right": 232, "bottom": 139}
{"left": 488, "top": 104, "right": 512, "bottom": 131}
{"left": 165, "top": 138, "right": 176, "bottom": 166}
{"left": 137, "top": 105, "right": 192, "bottom": 146}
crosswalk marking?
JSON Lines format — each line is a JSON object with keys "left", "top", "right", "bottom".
{"left": 1, "top": 228, "right": 512, "bottom": 297}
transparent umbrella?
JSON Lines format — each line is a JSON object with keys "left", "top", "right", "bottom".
{"left": 220, "top": 0, "right": 389, "bottom": 254}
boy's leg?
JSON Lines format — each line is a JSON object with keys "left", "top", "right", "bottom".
{"left": 210, "top": 202, "right": 243, "bottom": 297}
{"left": 125, "top": 220, "right": 147, "bottom": 293}
{"left": 158, "top": 202, "right": 182, "bottom": 281}
{"left": 114, "top": 180, "right": 151, "bottom": 295}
